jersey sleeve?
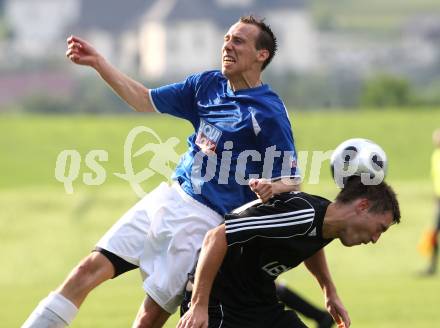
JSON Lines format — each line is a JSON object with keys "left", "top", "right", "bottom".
{"left": 224, "top": 195, "right": 315, "bottom": 246}
{"left": 253, "top": 102, "right": 300, "bottom": 180}
{"left": 149, "top": 73, "right": 201, "bottom": 124}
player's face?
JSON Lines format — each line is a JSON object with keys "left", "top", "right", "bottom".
{"left": 221, "top": 22, "right": 263, "bottom": 79}
{"left": 339, "top": 209, "right": 393, "bottom": 247}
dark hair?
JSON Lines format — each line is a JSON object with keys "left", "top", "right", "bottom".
{"left": 335, "top": 176, "right": 401, "bottom": 224}
{"left": 239, "top": 15, "right": 277, "bottom": 70}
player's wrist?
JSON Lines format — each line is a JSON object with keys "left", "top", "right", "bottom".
{"left": 190, "top": 300, "right": 209, "bottom": 309}
{"left": 271, "top": 178, "right": 299, "bottom": 195}
{"left": 323, "top": 285, "right": 338, "bottom": 298}
{"left": 92, "top": 54, "right": 106, "bottom": 71}
{"left": 191, "top": 291, "right": 210, "bottom": 308}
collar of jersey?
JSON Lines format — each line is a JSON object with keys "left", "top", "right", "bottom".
{"left": 226, "top": 80, "right": 269, "bottom": 96}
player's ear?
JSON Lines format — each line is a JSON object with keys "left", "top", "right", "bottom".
{"left": 257, "top": 49, "right": 269, "bottom": 64}
{"left": 356, "top": 198, "right": 370, "bottom": 212}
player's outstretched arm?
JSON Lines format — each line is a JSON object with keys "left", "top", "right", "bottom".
{"left": 304, "top": 249, "right": 351, "bottom": 328}
{"left": 66, "top": 35, "right": 154, "bottom": 113}
{"left": 178, "top": 225, "right": 227, "bottom": 328}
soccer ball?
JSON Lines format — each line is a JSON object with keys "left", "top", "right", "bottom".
{"left": 330, "top": 138, "right": 387, "bottom": 188}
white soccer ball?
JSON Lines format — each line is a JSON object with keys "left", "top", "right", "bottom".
{"left": 330, "top": 138, "right": 387, "bottom": 188}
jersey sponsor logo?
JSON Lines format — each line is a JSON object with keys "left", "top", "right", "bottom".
{"left": 195, "top": 119, "right": 222, "bottom": 154}
{"left": 261, "top": 261, "right": 292, "bottom": 277}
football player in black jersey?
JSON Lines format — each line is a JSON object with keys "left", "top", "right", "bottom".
{"left": 275, "top": 284, "right": 334, "bottom": 328}
{"left": 178, "top": 176, "right": 400, "bottom": 328}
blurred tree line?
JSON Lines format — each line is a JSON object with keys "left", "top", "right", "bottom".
{"left": 2, "top": 0, "right": 440, "bottom": 113}
{"left": 18, "top": 77, "right": 135, "bottom": 115}
{"left": 2, "top": 47, "right": 440, "bottom": 114}
{"left": 6, "top": 72, "right": 169, "bottom": 115}
{"left": 266, "top": 65, "right": 440, "bottom": 110}
{"left": 6, "top": 69, "right": 440, "bottom": 115}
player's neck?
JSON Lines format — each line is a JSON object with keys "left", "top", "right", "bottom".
{"left": 229, "top": 73, "right": 262, "bottom": 91}
{"left": 322, "top": 202, "right": 352, "bottom": 239}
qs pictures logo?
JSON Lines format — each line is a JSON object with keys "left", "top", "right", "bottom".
{"left": 54, "top": 126, "right": 182, "bottom": 197}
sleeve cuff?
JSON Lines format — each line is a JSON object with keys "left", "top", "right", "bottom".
{"left": 148, "top": 89, "right": 161, "bottom": 113}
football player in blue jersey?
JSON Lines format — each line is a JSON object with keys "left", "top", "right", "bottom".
{"left": 178, "top": 176, "right": 400, "bottom": 328}
{"left": 23, "top": 16, "right": 347, "bottom": 328}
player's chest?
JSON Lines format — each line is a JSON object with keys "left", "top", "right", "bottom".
{"left": 257, "top": 241, "right": 324, "bottom": 279}
{"left": 194, "top": 104, "right": 258, "bottom": 155}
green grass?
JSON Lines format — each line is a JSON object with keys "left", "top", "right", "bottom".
{"left": 0, "top": 113, "right": 193, "bottom": 189}
{"left": 2, "top": 109, "right": 439, "bottom": 188}
{"left": 1, "top": 111, "right": 440, "bottom": 327}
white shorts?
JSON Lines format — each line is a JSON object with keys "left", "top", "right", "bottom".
{"left": 96, "top": 182, "right": 223, "bottom": 313}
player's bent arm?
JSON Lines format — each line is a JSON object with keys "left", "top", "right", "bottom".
{"left": 271, "top": 177, "right": 301, "bottom": 194}
{"left": 93, "top": 56, "right": 154, "bottom": 113}
{"left": 191, "top": 224, "right": 227, "bottom": 307}
{"left": 249, "top": 178, "right": 301, "bottom": 202}
{"left": 67, "top": 35, "right": 154, "bottom": 113}
{"left": 304, "top": 250, "right": 351, "bottom": 328}
{"left": 178, "top": 225, "right": 227, "bottom": 328}
{"left": 304, "top": 249, "right": 336, "bottom": 294}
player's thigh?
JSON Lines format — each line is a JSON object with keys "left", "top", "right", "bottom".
{"left": 94, "top": 184, "right": 167, "bottom": 267}
{"left": 141, "top": 183, "right": 223, "bottom": 314}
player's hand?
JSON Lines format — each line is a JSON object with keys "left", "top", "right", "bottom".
{"left": 66, "top": 35, "right": 101, "bottom": 68}
{"left": 249, "top": 178, "right": 273, "bottom": 202}
{"left": 325, "top": 291, "right": 351, "bottom": 328}
{"left": 177, "top": 304, "right": 209, "bottom": 328}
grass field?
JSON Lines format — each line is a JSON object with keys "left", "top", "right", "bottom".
{"left": 1, "top": 110, "right": 440, "bottom": 327}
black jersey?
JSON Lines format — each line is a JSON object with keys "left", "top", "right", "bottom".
{"left": 211, "top": 191, "right": 333, "bottom": 309}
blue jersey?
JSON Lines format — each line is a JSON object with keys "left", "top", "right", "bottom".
{"left": 150, "top": 70, "right": 298, "bottom": 215}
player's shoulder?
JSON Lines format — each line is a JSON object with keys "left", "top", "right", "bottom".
{"left": 265, "top": 87, "right": 284, "bottom": 105}
{"left": 257, "top": 87, "right": 284, "bottom": 108}
{"left": 195, "top": 70, "right": 225, "bottom": 83}
{"left": 229, "top": 192, "right": 329, "bottom": 219}
{"left": 188, "top": 70, "right": 225, "bottom": 92}
{"left": 272, "top": 192, "right": 331, "bottom": 211}
{"left": 252, "top": 88, "right": 289, "bottom": 121}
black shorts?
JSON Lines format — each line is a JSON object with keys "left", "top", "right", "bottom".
{"left": 181, "top": 290, "right": 307, "bottom": 328}
{"left": 93, "top": 247, "right": 138, "bottom": 278}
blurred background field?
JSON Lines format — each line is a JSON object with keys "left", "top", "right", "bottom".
{"left": 1, "top": 110, "right": 439, "bottom": 188}
{"left": 2, "top": 0, "right": 440, "bottom": 113}
{"left": 1, "top": 111, "right": 439, "bottom": 327}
